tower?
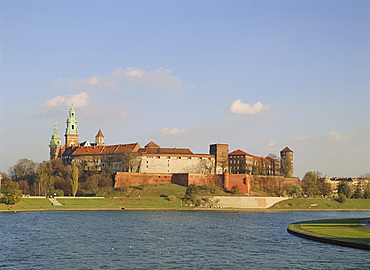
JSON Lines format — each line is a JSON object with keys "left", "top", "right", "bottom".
{"left": 49, "top": 121, "right": 62, "bottom": 160}
{"left": 280, "top": 147, "right": 293, "bottom": 177}
{"left": 210, "top": 144, "right": 229, "bottom": 174}
{"left": 95, "top": 129, "right": 105, "bottom": 146}
{"left": 65, "top": 105, "right": 79, "bottom": 148}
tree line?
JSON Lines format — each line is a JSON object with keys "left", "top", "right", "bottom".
{"left": 1, "top": 158, "right": 117, "bottom": 199}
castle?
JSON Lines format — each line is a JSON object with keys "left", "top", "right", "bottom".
{"left": 50, "top": 106, "right": 295, "bottom": 192}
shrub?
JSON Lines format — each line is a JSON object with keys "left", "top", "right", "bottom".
{"left": 168, "top": 195, "right": 176, "bottom": 202}
{"left": 337, "top": 193, "right": 347, "bottom": 204}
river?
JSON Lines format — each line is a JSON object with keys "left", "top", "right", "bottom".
{"left": 0, "top": 210, "right": 369, "bottom": 269}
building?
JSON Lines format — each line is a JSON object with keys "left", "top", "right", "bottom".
{"left": 280, "top": 147, "right": 293, "bottom": 177}
{"left": 50, "top": 105, "right": 219, "bottom": 174}
{"left": 50, "top": 106, "right": 293, "bottom": 179}
{"left": 228, "top": 149, "right": 281, "bottom": 176}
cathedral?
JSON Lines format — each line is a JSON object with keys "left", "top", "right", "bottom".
{"left": 50, "top": 105, "right": 293, "bottom": 176}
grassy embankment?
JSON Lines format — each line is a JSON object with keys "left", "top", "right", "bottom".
{"left": 288, "top": 218, "right": 370, "bottom": 249}
{"left": 0, "top": 184, "right": 194, "bottom": 211}
{"left": 1, "top": 184, "right": 369, "bottom": 211}
{"left": 271, "top": 198, "right": 370, "bottom": 210}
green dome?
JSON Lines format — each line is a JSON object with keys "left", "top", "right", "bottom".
{"left": 50, "top": 121, "right": 62, "bottom": 147}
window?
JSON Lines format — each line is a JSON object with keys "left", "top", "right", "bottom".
{"left": 72, "top": 125, "right": 74, "bottom": 129}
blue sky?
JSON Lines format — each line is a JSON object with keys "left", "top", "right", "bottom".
{"left": 1, "top": 0, "right": 369, "bottom": 178}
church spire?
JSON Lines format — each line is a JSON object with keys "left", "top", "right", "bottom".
{"left": 65, "top": 105, "right": 79, "bottom": 147}
{"left": 50, "top": 121, "right": 62, "bottom": 147}
{"left": 49, "top": 121, "right": 62, "bottom": 160}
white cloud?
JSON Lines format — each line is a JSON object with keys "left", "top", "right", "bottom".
{"left": 158, "top": 128, "right": 186, "bottom": 136}
{"left": 229, "top": 99, "right": 268, "bottom": 115}
{"left": 267, "top": 140, "right": 276, "bottom": 147}
{"left": 295, "top": 131, "right": 350, "bottom": 143}
{"left": 43, "top": 92, "right": 89, "bottom": 108}
{"left": 52, "top": 67, "right": 184, "bottom": 91}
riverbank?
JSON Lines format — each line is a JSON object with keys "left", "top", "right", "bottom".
{"left": 288, "top": 218, "right": 370, "bottom": 250}
{"left": 1, "top": 197, "right": 369, "bottom": 212}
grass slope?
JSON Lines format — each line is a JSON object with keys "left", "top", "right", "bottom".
{"left": 271, "top": 198, "right": 370, "bottom": 210}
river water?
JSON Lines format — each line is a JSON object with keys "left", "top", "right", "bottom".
{"left": 0, "top": 210, "right": 369, "bottom": 269}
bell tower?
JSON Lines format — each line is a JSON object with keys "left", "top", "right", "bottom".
{"left": 49, "top": 121, "right": 62, "bottom": 160}
{"left": 95, "top": 129, "right": 105, "bottom": 146}
{"left": 65, "top": 105, "right": 79, "bottom": 148}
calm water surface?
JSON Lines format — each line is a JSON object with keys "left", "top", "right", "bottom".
{"left": 0, "top": 210, "right": 369, "bottom": 269}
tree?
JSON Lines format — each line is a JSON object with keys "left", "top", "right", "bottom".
{"left": 317, "top": 178, "right": 332, "bottom": 197}
{"left": 286, "top": 185, "right": 302, "bottom": 197}
{"left": 185, "top": 184, "right": 198, "bottom": 203}
{"left": 301, "top": 171, "right": 320, "bottom": 196}
{"left": 351, "top": 187, "right": 363, "bottom": 199}
{"left": 9, "top": 158, "right": 37, "bottom": 190}
{"left": 337, "top": 182, "right": 351, "bottom": 198}
{"left": 35, "top": 162, "right": 55, "bottom": 196}
{"left": 0, "top": 180, "right": 22, "bottom": 205}
{"left": 71, "top": 163, "right": 79, "bottom": 197}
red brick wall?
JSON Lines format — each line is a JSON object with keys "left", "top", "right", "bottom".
{"left": 114, "top": 172, "right": 172, "bottom": 187}
{"left": 227, "top": 174, "right": 251, "bottom": 194}
{"left": 114, "top": 172, "right": 297, "bottom": 195}
{"left": 171, "top": 173, "right": 189, "bottom": 187}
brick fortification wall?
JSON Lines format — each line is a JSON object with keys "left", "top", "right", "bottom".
{"left": 250, "top": 175, "right": 299, "bottom": 194}
{"left": 114, "top": 172, "right": 173, "bottom": 187}
{"left": 114, "top": 172, "right": 298, "bottom": 195}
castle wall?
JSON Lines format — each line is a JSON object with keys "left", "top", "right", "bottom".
{"left": 251, "top": 175, "right": 299, "bottom": 194}
{"left": 114, "top": 172, "right": 173, "bottom": 187}
{"left": 114, "top": 172, "right": 297, "bottom": 196}
{"left": 138, "top": 155, "right": 214, "bottom": 174}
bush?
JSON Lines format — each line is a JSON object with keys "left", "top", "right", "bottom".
{"left": 168, "top": 195, "right": 176, "bottom": 202}
{"left": 54, "top": 189, "right": 64, "bottom": 196}
{"left": 337, "top": 193, "right": 347, "bottom": 204}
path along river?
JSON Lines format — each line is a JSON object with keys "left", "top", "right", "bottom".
{"left": 0, "top": 210, "right": 369, "bottom": 269}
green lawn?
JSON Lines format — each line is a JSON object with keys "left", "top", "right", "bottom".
{"left": 0, "top": 198, "right": 53, "bottom": 211}
{"left": 271, "top": 198, "right": 370, "bottom": 210}
{"left": 288, "top": 218, "right": 370, "bottom": 245}
{"left": 0, "top": 184, "right": 193, "bottom": 211}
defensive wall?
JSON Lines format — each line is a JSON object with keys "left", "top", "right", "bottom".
{"left": 114, "top": 172, "right": 299, "bottom": 195}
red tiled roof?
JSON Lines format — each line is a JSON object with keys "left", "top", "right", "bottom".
{"left": 70, "top": 143, "right": 140, "bottom": 156}
{"left": 145, "top": 141, "right": 160, "bottom": 148}
{"left": 139, "top": 147, "right": 193, "bottom": 155}
{"left": 281, "top": 146, "right": 293, "bottom": 153}
{"left": 228, "top": 149, "right": 253, "bottom": 156}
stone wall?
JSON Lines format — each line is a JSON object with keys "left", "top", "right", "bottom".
{"left": 250, "top": 175, "right": 299, "bottom": 194}
{"left": 114, "top": 172, "right": 297, "bottom": 195}
{"left": 213, "top": 196, "right": 289, "bottom": 208}
{"left": 114, "top": 172, "right": 172, "bottom": 187}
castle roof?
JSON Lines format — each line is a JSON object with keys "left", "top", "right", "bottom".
{"left": 145, "top": 141, "right": 160, "bottom": 148}
{"left": 96, "top": 129, "right": 104, "bottom": 137}
{"left": 67, "top": 143, "right": 140, "bottom": 156}
{"left": 229, "top": 149, "right": 251, "bottom": 156}
{"left": 281, "top": 147, "right": 293, "bottom": 153}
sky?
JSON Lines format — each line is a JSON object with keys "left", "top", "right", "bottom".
{"left": 1, "top": 0, "right": 369, "bottom": 179}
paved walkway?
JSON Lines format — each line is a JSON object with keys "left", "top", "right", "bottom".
{"left": 48, "top": 197, "right": 64, "bottom": 206}
{"left": 359, "top": 218, "right": 370, "bottom": 229}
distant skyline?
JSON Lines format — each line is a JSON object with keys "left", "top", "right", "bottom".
{"left": 1, "top": 0, "right": 369, "bottom": 178}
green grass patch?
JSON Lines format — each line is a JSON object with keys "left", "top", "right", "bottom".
{"left": 0, "top": 198, "right": 53, "bottom": 211}
{"left": 271, "top": 198, "right": 370, "bottom": 210}
{"left": 289, "top": 218, "right": 370, "bottom": 245}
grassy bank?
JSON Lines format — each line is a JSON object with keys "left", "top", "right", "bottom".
{"left": 270, "top": 198, "right": 370, "bottom": 210}
{"left": 288, "top": 218, "right": 370, "bottom": 249}
{"left": 1, "top": 184, "right": 370, "bottom": 211}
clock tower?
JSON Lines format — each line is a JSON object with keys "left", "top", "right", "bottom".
{"left": 65, "top": 105, "right": 79, "bottom": 148}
